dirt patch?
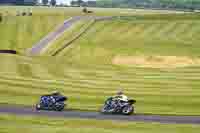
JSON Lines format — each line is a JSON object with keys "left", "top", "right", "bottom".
{"left": 113, "top": 55, "right": 200, "bottom": 68}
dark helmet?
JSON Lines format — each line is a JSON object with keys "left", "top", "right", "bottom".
{"left": 52, "top": 90, "right": 60, "bottom": 95}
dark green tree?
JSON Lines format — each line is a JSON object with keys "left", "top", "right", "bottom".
{"left": 42, "top": 0, "right": 49, "bottom": 5}
{"left": 77, "top": 0, "right": 84, "bottom": 6}
{"left": 96, "top": 0, "right": 200, "bottom": 9}
{"left": 70, "top": 0, "right": 84, "bottom": 7}
{"left": 34, "top": 0, "right": 39, "bottom": 5}
{"left": 50, "top": 0, "right": 57, "bottom": 6}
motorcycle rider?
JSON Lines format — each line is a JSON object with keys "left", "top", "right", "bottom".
{"left": 51, "top": 90, "right": 61, "bottom": 96}
{"left": 102, "top": 89, "right": 135, "bottom": 114}
{"left": 111, "top": 90, "right": 129, "bottom": 108}
{"left": 113, "top": 90, "right": 128, "bottom": 102}
{"left": 49, "top": 90, "right": 61, "bottom": 104}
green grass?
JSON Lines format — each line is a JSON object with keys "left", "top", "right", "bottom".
{"left": 0, "top": 7, "right": 199, "bottom": 115}
{"left": 0, "top": 8, "right": 70, "bottom": 53}
{"left": 0, "top": 6, "right": 180, "bottom": 54}
{"left": 60, "top": 14, "right": 200, "bottom": 61}
{"left": 42, "top": 19, "right": 95, "bottom": 55}
{"left": 0, "top": 6, "right": 180, "bottom": 17}
{"left": 0, "top": 114, "right": 200, "bottom": 133}
{"left": 1, "top": 53, "right": 200, "bottom": 115}
{"left": 53, "top": 14, "right": 200, "bottom": 115}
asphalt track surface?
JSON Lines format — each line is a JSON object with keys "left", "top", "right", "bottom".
{"left": 27, "top": 16, "right": 82, "bottom": 55}
{"left": 1, "top": 105, "right": 200, "bottom": 124}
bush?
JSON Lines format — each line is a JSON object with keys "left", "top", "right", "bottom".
{"left": 0, "top": 13, "right": 2, "bottom": 22}
{"left": 82, "top": 7, "right": 88, "bottom": 13}
{"left": 22, "top": 12, "right": 26, "bottom": 16}
{"left": 82, "top": 7, "right": 93, "bottom": 14}
{"left": 87, "top": 10, "right": 93, "bottom": 13}
{"left": 28, "top": 12, "right": 32, "bottom": 16}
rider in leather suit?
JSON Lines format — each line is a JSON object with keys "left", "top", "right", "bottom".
{"left": 112, "top": 90, "right": 129, "bottom": 108}
{"left": 113, "top": 90, "right": 128, "bottom": 102}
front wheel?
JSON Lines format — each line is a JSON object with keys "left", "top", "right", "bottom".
{"left": 56, "top": 106, "right": 65, "bottom": 111}
{"left": 101, "top": 104, "right": 114, "bottom": 113}
{"left": 122, "top": 105, "right": 134, "bottom": 115}
{"left": 54, "top": 103, "right": 65, "bottom": 111}
{"left": 35, "top": 104, "right": 41, "bottom": 110}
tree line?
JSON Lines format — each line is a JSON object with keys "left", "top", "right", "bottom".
{"left": 7, "top": 0, "right": 200, "bottom": 10}
{"left": 42, "top": 0, "right": 56, "bottom": 6}
{"left": 70, "top": 0, "right": 200, "bottom": 10}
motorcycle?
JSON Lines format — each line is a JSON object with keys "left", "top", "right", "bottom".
{"left": 36, "top": 94, "right": 67, "bottom": 111}
{"left": 101, "top": 97, "right": 136, "bottom": 115}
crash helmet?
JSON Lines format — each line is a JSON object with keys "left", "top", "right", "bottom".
{"left": 117, "top": 89, "right": 124, "bottom": 95}
{"left": 52, "top": 90, "right": 60, "bottom": 95}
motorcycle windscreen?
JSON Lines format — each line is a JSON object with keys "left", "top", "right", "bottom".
{"left": 55, "top": 96, "right": 67, "bottom": 102}
{"left": 128, "top": 99, "right": 136, "bottom": 104}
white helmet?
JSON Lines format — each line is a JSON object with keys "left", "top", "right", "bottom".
{"left": 117, "top": 89, "right": 124, "bottom": 95}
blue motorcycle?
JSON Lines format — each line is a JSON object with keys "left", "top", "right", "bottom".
{"left": 36, "top": 94, "right": 67, "bottom": 111}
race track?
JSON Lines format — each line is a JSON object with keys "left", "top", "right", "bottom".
{"left": 26, "top": 16, "right": 82, "bottom": 55}
{"left": 26, "top": 16, "right": 113, "bottom": 56}
{"left": 0, "top": 105, "right": 200, "bottom": 124}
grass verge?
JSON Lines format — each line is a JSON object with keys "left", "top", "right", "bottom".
{"left": 0, "top": 114, "right": 200, "bottom": 133}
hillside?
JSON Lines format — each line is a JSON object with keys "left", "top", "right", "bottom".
{"left": 97, "top": 0, "right": 200, "bottom": 9}
{"left": 61, "top": 14, "right": 200, "bottom": 65}
{"left": 0, "top": 13, "right": 200, "bottom": 115}
{"left": 0, "top": 7, "right": 70, "bottom": 53}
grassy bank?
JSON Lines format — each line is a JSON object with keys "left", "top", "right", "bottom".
{"left": 0, "top": 114, "right": 200, "bottom": 133}
{"left": 0, "top": 6, "right": 185, "bottom": 53}
{"left": 42, "top": 19, "right": 95, "bottom": 55}
{"left": 0, "top": 8, "right": 68, "bottom": 53}
{"left": 60, "top": 14, "right": 200, "bottom": 62}
{"left": 0, "top": 9, "right": 200, "bottom": 115}
{"left": 1, "top": 53, "right": 200, "bottom": 115}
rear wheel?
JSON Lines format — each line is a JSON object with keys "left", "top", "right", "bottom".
{"left": 54, "top": 103, "right": 65, "bottom": 111}
{"left": 122, "top": 105, "right": 134, "bottom": 115}
{"left": 101, "top": 104, "right": 115, "bottom": 113}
